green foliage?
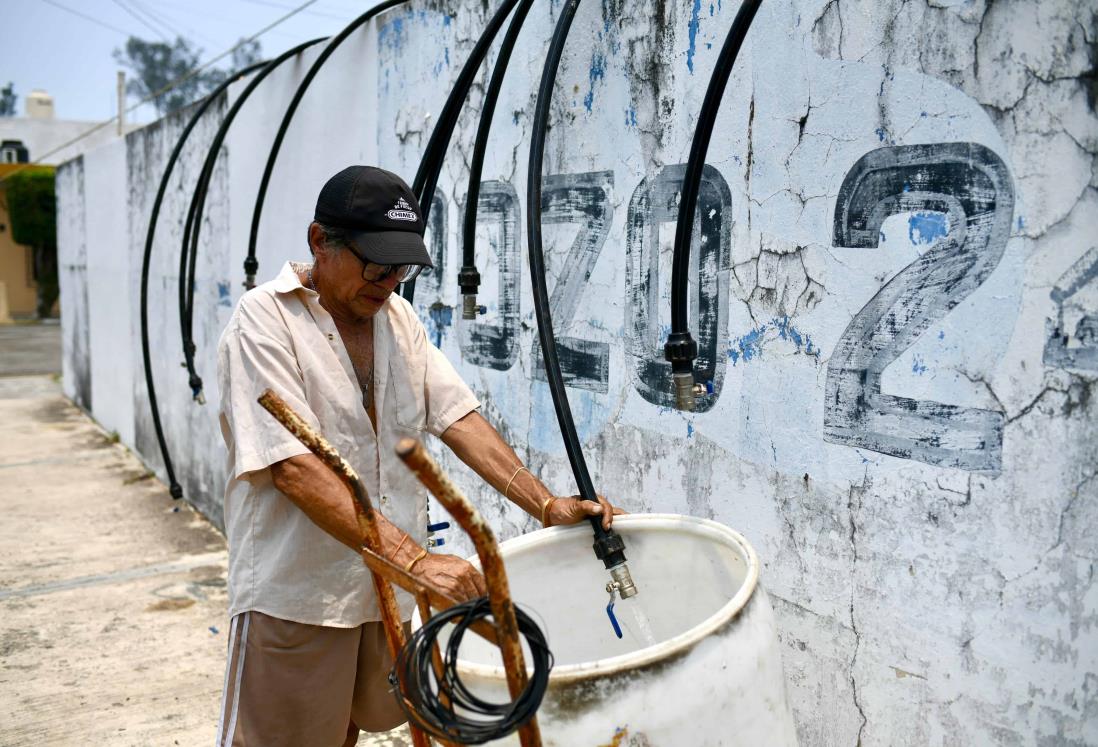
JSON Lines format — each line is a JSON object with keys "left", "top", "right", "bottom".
{"left": 4, "top": 168, "right": 58, "bottom": 317}
{"left": 113, "top": 36, "right": 262, "bottom": 117}
{"left": 5, "top": 168, "right": 55, "bottom": 250}
{"left": 0, "top": 82, "right": 15, "bottom": 117}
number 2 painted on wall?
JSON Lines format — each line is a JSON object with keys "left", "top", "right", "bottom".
{"left": 825, "top": 142, "right": 1014, "bottom": 473}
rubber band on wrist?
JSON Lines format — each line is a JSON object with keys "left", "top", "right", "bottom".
{"left": 392, "top": 533, "right": 410, "bottom": 562}
{"left": 541, "top": 497, "right": 558, "bottom": 528}
{"left": 404, "top": 548, "right": 428, "bottom": 573}
{"left": 503, "top": 465, "right": 529, "bottom": 501}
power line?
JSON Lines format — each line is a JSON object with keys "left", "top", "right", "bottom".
{"left": 111, "top": 0, "right": 170, "bottom": 41}
{"left": 38, "top": 0, "right": 139, "bottom": 37}
{"left": 237, "top": 0, "right": 354, "bottom": 22}
{"left": 129, "top": 0, "right": 220, "bottom": 47}
{"left": 2, "top": 0, "right": 323, "bottom": 180}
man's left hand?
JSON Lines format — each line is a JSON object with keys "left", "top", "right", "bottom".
{"left": 547, "top": 494, "right": 626, "bottom": 530}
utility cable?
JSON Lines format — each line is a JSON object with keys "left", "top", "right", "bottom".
{"left": 390, "top": 597, "right": 551, "bottom": 744}
{"left": 110, "top": 0, "right": 170, "bottom": 41}
{"left": 526, "top": 0, "right": 626, "bottom": 571}
{"left": 38, "top": 0, "right": 137, "bottom": 37}
{"left": 178, "top": 37, "right": 329, "bottom": 406}
{"left": 457, "top": 0, "right": 534, "bottom": 319}
{"left": 139, "top": 61, "right": 267, "bottom": 500}
{"left": 401, "top": 0, "right": 522, "bottom": 305}
{"left": 665, "top": 0, "right": 762, "bottom": 410}
{"left": 244, "top": 0, "right": 408, "bottom": 290}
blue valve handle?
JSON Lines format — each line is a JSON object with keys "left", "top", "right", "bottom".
{"left": 606, "top": 600, "right": 623, "bottom": 639}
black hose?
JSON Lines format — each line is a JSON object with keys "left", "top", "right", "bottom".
{"left": 665, "top": 0, "right": 762, "bottom": 389}
{"left": 401, "top": 0, "right": 523, "bottom": 305}
{"left": 390, "top": 597, "right": 551, "bottom": 744}
{"left": 527, "top": 0, "right": 626, "bottom": 570}
{"left": 178, "top": 37, "right": 328, "bottom": 404}
{"left": 246, "top": 0, "right": 407, "bottom": 290}
{"left": 458, "top": 0, "right": 535, "bottom": 318}
{"left": 139, "top": 61, "right": 267, "bottom": 500}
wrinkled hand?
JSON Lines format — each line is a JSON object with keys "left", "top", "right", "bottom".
{"left": 549, "top": 494, "right": 626, "bottom": 531}
{"left": 414, "top": 552, "right": 487, "bottom": 602}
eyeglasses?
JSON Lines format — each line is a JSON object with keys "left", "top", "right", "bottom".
{"left": 345, "top": 244, "right": 424, "bottom": 283}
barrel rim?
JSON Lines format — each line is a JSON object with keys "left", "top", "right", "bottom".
{"left": 451, "top": 513, "right": 760, "bottom": 684}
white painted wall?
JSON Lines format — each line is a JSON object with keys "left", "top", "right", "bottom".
{"left": 56, "top": 1, "right": 1097, "bottom": 744}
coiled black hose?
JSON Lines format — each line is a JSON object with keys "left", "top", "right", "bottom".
{"left": 390, "top": 597, "right": 551, "bottom": 744}
{"left": 457, "top": 0, "right": 535, "bottom": 318}
{"left": 527, "top": 0, "right": 626, "bottom": 570}
{"left": 401, "top": 0, "right": 523, "bottom": 305}
{"left": 245, "top": 0, "right": 407, "bottom": 290}
{"left": 665, "top": 0, "right": 762, "bottom": 402}
{"left": 139, "top": 61, "right": 267, "bottom": 499}
{"left": 178, "top": 37, "right": 328, "bottom": 404}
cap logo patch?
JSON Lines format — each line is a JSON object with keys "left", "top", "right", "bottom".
{"left": 387, "top": 197, "right": 418, "bottom": 222}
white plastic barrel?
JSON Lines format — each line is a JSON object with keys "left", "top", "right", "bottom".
{"left": 412, "top": 513, "right": 798, "bottom": 746}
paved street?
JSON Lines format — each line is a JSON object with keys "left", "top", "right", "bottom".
{"left": 0, "top": 324, "right": 409, "bottom": 746}
{"left": 0, "top": 321, "right": 61, "bottom": 376}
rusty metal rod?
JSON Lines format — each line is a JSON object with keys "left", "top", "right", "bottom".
{"left": 396, "top": 438, "right": 541, "bottom": 747}
{"left": 256, "top": 389, "right": 431, "bottom": 747}
{"left": 360, "top": 547, "right": 498, "bottom": 644}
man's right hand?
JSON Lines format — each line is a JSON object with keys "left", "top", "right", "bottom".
{"left": 414, "top": 553, "right": 487, "bottom": 602}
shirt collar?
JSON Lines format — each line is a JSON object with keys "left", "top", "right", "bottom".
{"left": 271, "top": 261, "right": 315, "bottom": 296}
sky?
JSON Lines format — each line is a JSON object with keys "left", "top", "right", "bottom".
{"left": 1, "top": 0, "right": 370, "bottom": 124}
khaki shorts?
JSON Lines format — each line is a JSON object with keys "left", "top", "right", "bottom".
{"left": 216, "top": 611, "right": 410, "bottom": 746}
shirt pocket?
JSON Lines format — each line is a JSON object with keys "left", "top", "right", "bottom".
{"left": 387, "top": 342, "right": 428, "bottom": 433}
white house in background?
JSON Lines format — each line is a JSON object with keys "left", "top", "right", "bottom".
{"left": 0, "top": 90, "right": 135, "bottom": 166}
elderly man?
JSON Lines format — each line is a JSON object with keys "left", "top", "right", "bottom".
{"left": 214, "top": 165, "right": 619, "bottom": 747}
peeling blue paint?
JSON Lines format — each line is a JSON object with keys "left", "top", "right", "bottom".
{"left": 911, "top": 356, "right": 927, "bottom": 375}
{"left": 938, "top": 330, "right": 945, "bottom": 340}
{"left": 875, "top": 127, "right": 888, "bottom": 142}
{"left": 378, "top": 17, "right": 406, "bottom": 54}
{"left": 728, "top": 318, "right": 819, "bottom": 364}
{"left": 908, "top": 212, "right": 948, "bottom": 245}
{"left": 427, "top": 304, "right": 452, "bottom": 348}
{"left": 217, "top": 281, "right": 232, "bottom": 307}
{"left": 584, "top": 53, "right": 606, "bottom": 113}
{"left": 687, "top": 422, "right": 695, "bottom": 438}
{"left": 1016, "top": 215, "right": 1026, "bottom": 231}
{"left": 687, "top": 0, "right": 702, "bottom": 73}
{"left": 625, "top": 107, "right": 637, "bottom": 127}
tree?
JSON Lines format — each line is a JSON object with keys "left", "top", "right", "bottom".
{"left": 3, "top": 168, "right": 58, "bottom": 318}
{"left": 0, "top": 83, "right": 16, "bottom": 117}
{"left": 113, "top": 36, "right": 262, "bottom": 117}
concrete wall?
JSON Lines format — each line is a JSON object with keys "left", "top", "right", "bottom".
{"left": 56, "top": 1, "right": 1097, "bottom": 744}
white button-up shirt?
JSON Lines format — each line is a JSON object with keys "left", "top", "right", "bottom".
{"left": 216, "top": 261, "right": 479, "bottom": 627}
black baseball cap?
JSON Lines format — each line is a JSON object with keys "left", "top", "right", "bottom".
{"left": 313, "top": 166, "right": 433, "bottom": 268}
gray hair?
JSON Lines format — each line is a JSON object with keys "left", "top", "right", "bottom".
{"left": 309, "top": 221, "right": 351, "bottom": 255}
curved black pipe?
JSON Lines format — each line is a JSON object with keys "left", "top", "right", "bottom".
{"left": 401, "top": 0, "right": 523, "bottom": 305}
{"left": 527, "top": 0, "right": 625, "bottom": 571}
{"left": 178, "top": 37, "right": 328, "bottom": 404}
{"left": 665, "top": 0, "right": 762, "bottom": 408}
{"left": 457, "top": 0, "right": 534, "bottom": 319}
{"left": 246, "top": 0, "right": 407, "bottom": 290}
{"left": 139, "top": 61, "right": 267, "bottom": 499}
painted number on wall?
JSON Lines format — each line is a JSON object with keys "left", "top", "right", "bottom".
{"left": 530, "top": 171, "right": 615, "bottom": 394}
{"left": 626, "top": 163, "right": 731, "bottom": 411}
{"left": 458, "top": 180, "right": 521, "bottom": 371}
{"left": 825, "top": 142, "right": 1014, "bottom": 472}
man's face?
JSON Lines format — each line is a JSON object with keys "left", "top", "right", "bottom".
{"left": 310, "top": 224, "right": 402, "bottom": 321}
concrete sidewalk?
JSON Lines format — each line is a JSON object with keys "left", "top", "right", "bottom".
{"left": 0, "top": 371, "right": 411, "bottom": 744}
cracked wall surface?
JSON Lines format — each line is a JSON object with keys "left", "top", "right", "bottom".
{"left": 56, "top": 1, "right": 1096, "bottom": 744}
